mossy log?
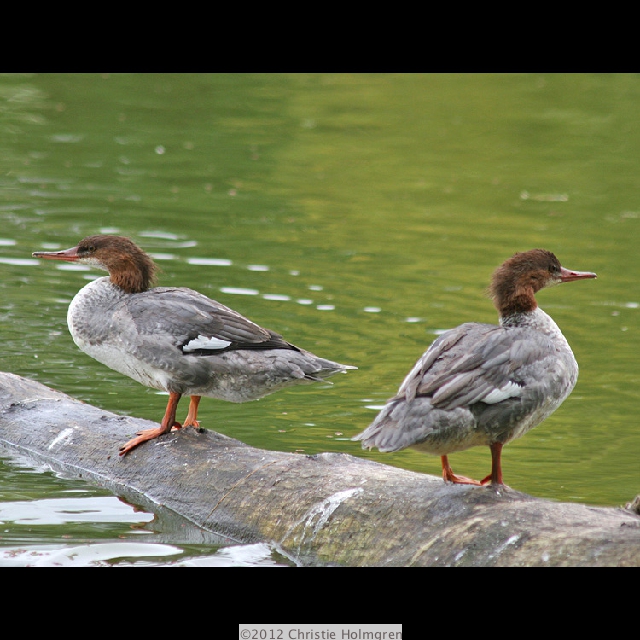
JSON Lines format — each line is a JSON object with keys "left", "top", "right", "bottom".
{"left": 1, "top": 371, "right": 639, "bottom": 567}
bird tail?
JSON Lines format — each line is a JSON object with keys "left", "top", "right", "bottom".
{"left": 305, "top": 355, "right": 357, "bottom": 381}
{"left": 352, "top": 400, "right": 402, "bottom": 451}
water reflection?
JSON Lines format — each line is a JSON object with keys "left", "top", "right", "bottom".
{"left": 1, "top": 540, "right": 288, "bottom": 567}
{"left": 0, "top": 456, "right": 290, "bottom": 567}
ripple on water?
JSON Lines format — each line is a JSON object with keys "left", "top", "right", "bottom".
{"left": 263, "top": 294, "right": 291, "bottom": 301}
{"left": 187, "top": 257, "right": 232, "bottom": 266}
{"left": 0, "top": 258, "right": 40, "bottom": 266}
{"left": 0, "top": 541, "right": 290, "bottom": 567}
{"left": 54, "top": 264, "right": 92, "bottom": 271}
{"left": 138, "top": 230, "right": 181, "bottom": 240}
{"left": 0, "top": 496, "right": 154, "bottom": 526}
{"left": 220, "top": 287, "right": 259, "bottom": 296}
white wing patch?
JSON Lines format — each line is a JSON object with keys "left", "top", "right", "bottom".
{"left": 183, "top": 335, "right": 232, "bottom": 352}
{"left": 483, "top": 381, "right": 523, "bottom": 404}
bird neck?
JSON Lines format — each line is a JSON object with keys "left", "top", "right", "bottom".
{"left": 108, "top": 254, "right": 155, "bottom": 294}
{"left": 494, "top": 286, "right": 538, "bottom": 317}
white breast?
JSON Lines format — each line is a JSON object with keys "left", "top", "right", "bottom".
{"left": 66, "top": 277, "right": 172, "bottom": 391}
{"left": 77, "top": 340, "right": 173, "bottom": 391}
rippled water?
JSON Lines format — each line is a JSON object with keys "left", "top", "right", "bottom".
{"left": 1, "top": 74, "right": 639, "bottom": 565}
{"left": 0, "top": 455, "right": 290, "bottom": 567}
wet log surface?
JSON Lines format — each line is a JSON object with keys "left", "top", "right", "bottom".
{"left": 1, "top": 371, "right": 639, "bottom": 566}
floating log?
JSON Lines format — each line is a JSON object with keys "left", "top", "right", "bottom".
{"left": 0, "top": 371, "right": 638, "bottom": 567}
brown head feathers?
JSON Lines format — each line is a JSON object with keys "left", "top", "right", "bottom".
{"left": 74, "top": 235, "right": 158, "bottom": 294}
{"left": 490, "top": 249, "right": 565, "bottom": 317}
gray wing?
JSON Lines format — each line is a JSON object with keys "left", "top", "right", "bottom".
{"left": 397, "top": 322, "right": 558, "bottom": 409}
{"left": 122, "top": 287, "right": 297, "bottom": 353}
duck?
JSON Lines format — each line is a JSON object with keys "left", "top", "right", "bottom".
{"left": 353, "top": 249, "right": 596, "bottom": 487}
{"left": 33, "top": 235, "right": 356, "bottom": 456}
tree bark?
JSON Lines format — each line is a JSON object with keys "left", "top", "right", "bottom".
{"left": 1, "top": 371, "right": 638, "bottom": 566}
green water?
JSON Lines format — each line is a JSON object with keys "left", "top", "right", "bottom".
{"left": 0, "top": 73, "right": 638, "bottom": 564}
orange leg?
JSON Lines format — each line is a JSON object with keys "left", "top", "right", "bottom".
{"left": 480, "top": 442, "right": 505, "bottom": 486}
{"left": 119, "top": 391, "right": 182, "bottom": 456}
{"left": 182, "top": 395, "right": 201, "bottom": 428}
{"left": 441, "top": 455, "right": 482, "bottom": 486}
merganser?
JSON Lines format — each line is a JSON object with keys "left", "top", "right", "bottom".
{"left": 33, "top": 235, "right": 356, "bottom": 456}
{"left": 353, "top": 249, "right": 596, "bottom": 487}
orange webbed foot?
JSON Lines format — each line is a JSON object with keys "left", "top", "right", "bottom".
{"left": 444, "top": 472, "right": 483, "bottom": 486}
{"left": 440, "top": 455, "right": 483, "bottom": 486}
{"left": 119, "top": 391, "right": 182, "bottom": 456}
{"left": 119, "top": 426, "right": 171, "bottom": 456}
